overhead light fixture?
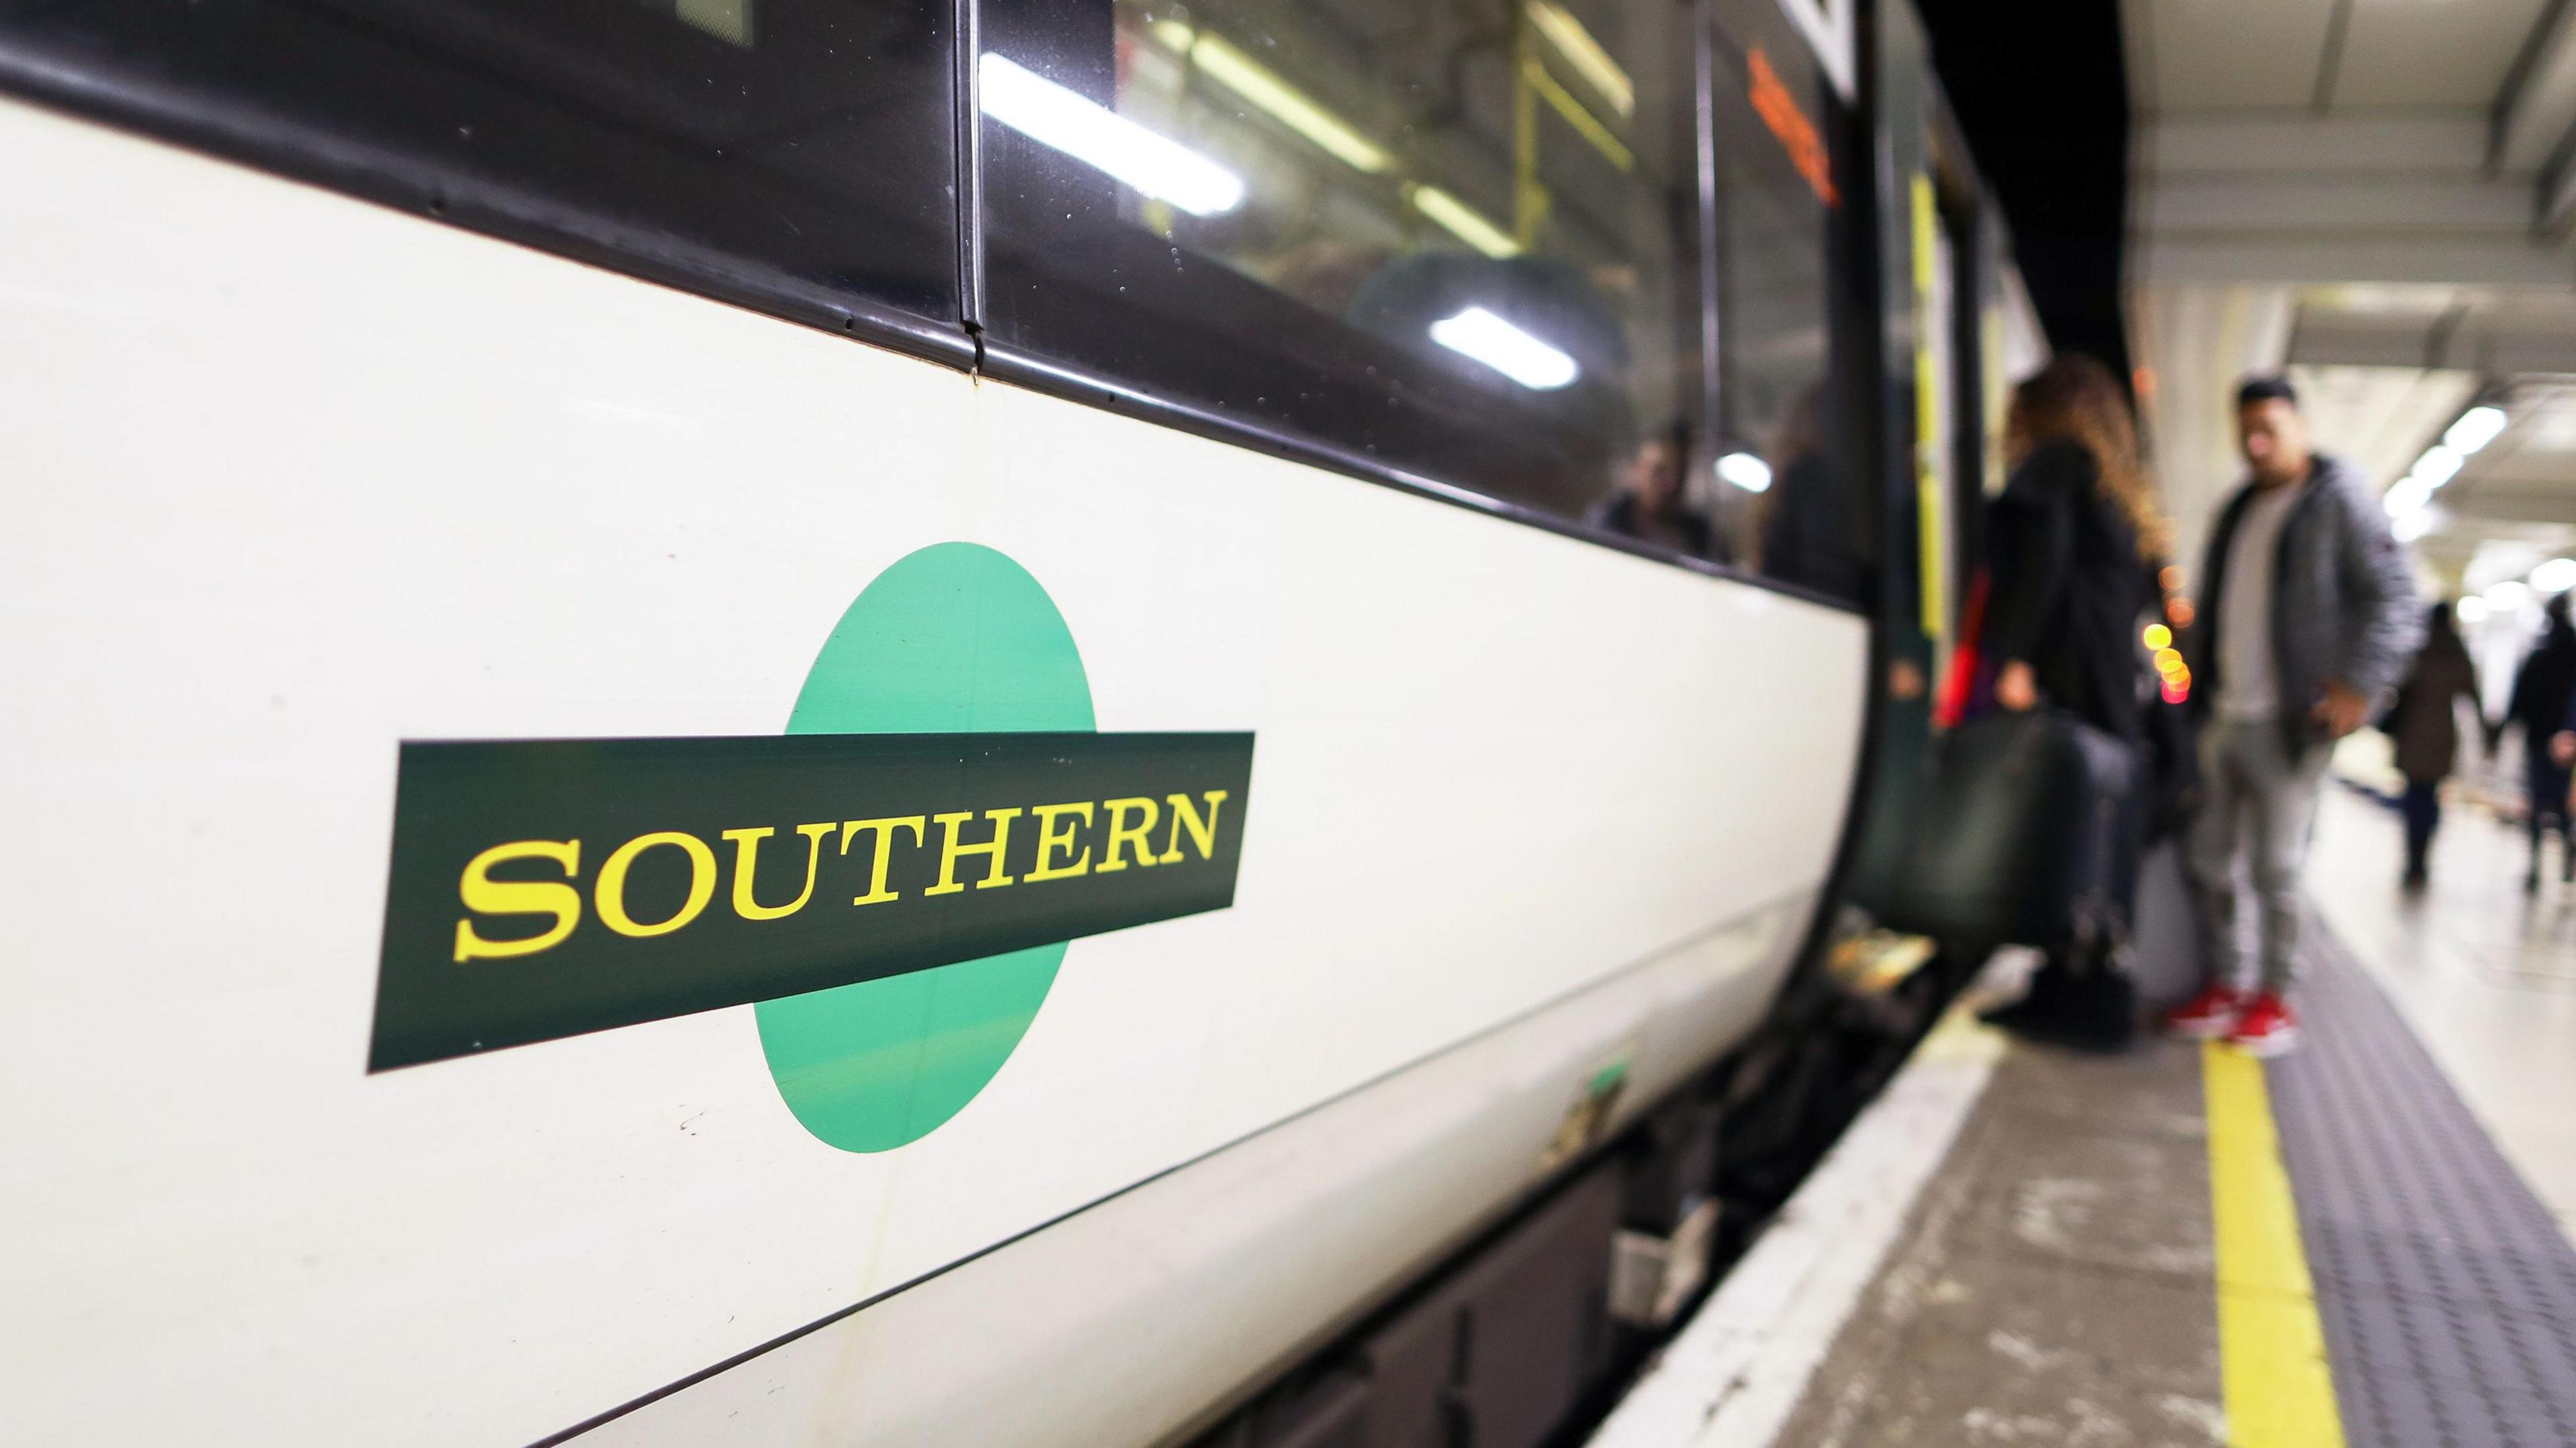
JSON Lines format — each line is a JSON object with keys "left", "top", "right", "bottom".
{"left": 1716, "top": 451, "right": 1773, "bottom": 492}
{"left": 2383, "top": 475, "right": 2434, "bottom": 517}
{"left": 2458, "top": 595, "right": 2490, "bottom": 624}
{"left": 2489, "top": 579, "right": 2532, "bottom": 610}
{"left": 2532, "top": 557, "right": 2576, "bottom": 594}
{"left": 2411, "top": 443, "right": 2465, "bottom": 490}
{"left": 2392, "top": 510, "right": 2432, "bottom": 544}
{"left": 1525, "top": 1, "right": 1633, "bottom": 119}
{"left": 981, "top": 53, "right": 1246, "bottom": 216}
{"left": 2445, "top": 404, "right": 2508, "bottom": 456}
{"left": 1147, "top": 21, "right": 1394, "bottom": 174}
{"left": 1411, "top": 185, "right": 1521, "bottom": 258}
{"left": 1429, "top": 307, "right": 1578, "bottom": 390}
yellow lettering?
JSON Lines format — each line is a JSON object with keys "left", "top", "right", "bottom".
{"left": 840, "top": 816, "right": 926, "bottom": 905}
{"left": 453, "top": 838, "right": 582, "bottom": 962}
{"left": 1095, "top": 797, "right": 1161, "bottom": 873}
{"left": 1026, "top": 801, "right": 1095, "bottom": 881}
{"left": 1156, "top": 790, "right": 1229, "bottom": 864}
{"left": 924, "top": 807, "right": 1023, "bottom": 895}
{"left": 723, "top": 822, "right": 835, "bottom": 922}
{"left": 595, "top": 831, "right": 717, "bottom": 938}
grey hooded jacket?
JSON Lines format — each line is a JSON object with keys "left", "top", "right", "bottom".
{"left": 2187, "top": 452, "right": 2422, "bottom": 759}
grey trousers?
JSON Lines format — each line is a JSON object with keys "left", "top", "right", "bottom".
{"left": 2188, "top": 715, "right": 2330, "bottom": 993}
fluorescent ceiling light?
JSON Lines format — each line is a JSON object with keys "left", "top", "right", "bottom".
{"left": 2392, "top": 510, "right": 2432, "bottom": 543}
{"left": 1429, "top": 307, "right": 1578, "bottom": 390}
{"left": 1411, "top": 186, "right": 1521, "bottom": 258}
{"left": 1525, "top": 1, "right": 1633, "bottom": 119}
{"left": 2457, "top": 595, "right": 2489, "bottom": 624}
{"left": 1148, "top": 21, "right": 1393, "bottom": 174}
{"left": 2445, "top": 404, "right": 2508, "bottom": 456}
{"left": 1717, "top": 451, "right": 1773, "bottom": 493}
{"left": 2383, "top": 476, "right": 2433, "bottom": 516}
{"left": 2533, "top": 557, "right": 2576, "bottom": 594}
{"left": 2411, "top": 443, "right": 2465, "bottom": 489}
{"left": 2489, "top": 579, "right": 2532, "bottom": 608}
{"left": 981, "top": 53, "right": 1245, "bottom": 216}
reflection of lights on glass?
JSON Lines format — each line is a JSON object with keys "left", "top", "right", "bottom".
{"left": 2412, "top": 445, "right": 2465, "bottom": 490}
{"left": 980, "top": 54, "right": 1246, "bottom": 215}
{"left": 1429, "top": 307, "right": 1579, "bottom": 390}
{"left": 2445, "top": 404, "right": 2508, "bottom": 455}
{"left": 2167, "top": 598, "right": 2196, "bottom": 627}
{"left": 1411, "top": 186, "right": 1521, "bottom": 258}
{"left": 2143, "top": 623, "right": 2172, "bottom": 650}
{"left": 1717, "top": 451, "right": 1773, "bottom": 493}
{"left": 2531, "top": 557, "right": 2576, "bottom": 594}
{"left": 2458, "top": 596, "right": 2490, "bottom": 624}
{"left": 1525, "top": 1, "right": 1634, "bottom": 117}
{"left": 2391, "top": 510, "right": 2432, "bottom": 543}
{"left": 1146, "top": 21, "right": 1393, "bottom": 174}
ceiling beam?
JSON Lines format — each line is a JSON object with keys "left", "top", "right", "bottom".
{"left": 2496, "top": 0, "right": 2576, "bottom": 174}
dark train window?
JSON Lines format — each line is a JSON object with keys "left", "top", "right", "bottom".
{"left": 979, "top": 0, "right": 1710, "bottom": 536}
{"left": 1705, "top": 1, "right": 1858, "bottom": 603}
{"left": 0, "top": 0, "right": 961, "bottom": 345}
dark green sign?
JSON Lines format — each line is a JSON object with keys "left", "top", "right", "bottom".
{"left": 369, "top": 730, "right": 1254, "bottom": 1071}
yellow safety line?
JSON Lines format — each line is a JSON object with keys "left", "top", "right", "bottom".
{"left": 2203, "top": 1044, "right": 2348, "bottom": 1448}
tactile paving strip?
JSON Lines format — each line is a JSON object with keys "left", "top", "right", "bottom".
{"left": 2269, "top": 932, "right": 2576, "bottom": 1448}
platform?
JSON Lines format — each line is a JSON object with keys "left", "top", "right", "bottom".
{"left": 1594, "top": 793, "right": 2576, "bottom": 1448}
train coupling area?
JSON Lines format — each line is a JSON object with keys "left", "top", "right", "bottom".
{"left": 1590, "top": 924, "right": 2576, "bottom": 1447}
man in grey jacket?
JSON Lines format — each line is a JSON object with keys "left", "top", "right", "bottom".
{"left": 2167, "top": 375, "right": 2421, "bottom": 1056}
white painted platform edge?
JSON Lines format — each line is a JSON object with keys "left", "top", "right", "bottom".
{"left": 1585, "top": 1010, "right": 2007, "bottom": 1448}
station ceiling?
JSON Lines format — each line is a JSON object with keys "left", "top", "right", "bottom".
{"left": 2121, "top": 0, "right": 2576, "bottom": 593}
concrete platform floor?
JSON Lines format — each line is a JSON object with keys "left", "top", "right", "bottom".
{"left": 1770, "top": 1035, "right": 2225, "bottom": 1448}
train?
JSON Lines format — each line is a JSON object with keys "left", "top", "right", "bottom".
{"left": 0, "top": 0, "right": 2042, "bottom": 1444}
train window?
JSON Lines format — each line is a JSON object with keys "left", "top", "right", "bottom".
{"left": 979, "top": 0, "right": 1709, "bottom": 539}
{"left": 0, "top": 0, "right": 961, "bottom": 345}
{"left": 1705, "top": 2, "right": 1861, "bottom": 604}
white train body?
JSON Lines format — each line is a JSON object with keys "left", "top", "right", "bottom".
{"left": 0, "top": 74, "right": 1868, "bottom": 1445}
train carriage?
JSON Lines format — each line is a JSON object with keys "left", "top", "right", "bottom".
{"left": 0, "top": 0, "right": 2039, "bottom": 1443}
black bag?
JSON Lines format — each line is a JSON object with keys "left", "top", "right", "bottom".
{"left": 1886, "top": 709, "right": 2136, "bottom": 948}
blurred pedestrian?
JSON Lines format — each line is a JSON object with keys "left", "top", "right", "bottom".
{"left": 2384, "top": 602, "right": 2479, "bottom": 889}
{"left": 2491, "top": 591, "right": 2576, "bottom": 889}
{"left": 2166, "top": 375, "right": 2420, "bottom": 1057}
{"left": 1976, "top": 355, "right": 2160, "bottom": 1050}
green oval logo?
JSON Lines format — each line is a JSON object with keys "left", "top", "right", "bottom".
{"left": 757, "top": 544, "right": 1095, "bottom": 1152}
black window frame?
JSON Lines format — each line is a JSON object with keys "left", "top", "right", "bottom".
{"left": 0, "top": 0, "right": 1866, "bottom": 614}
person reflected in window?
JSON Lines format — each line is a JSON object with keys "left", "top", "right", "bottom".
{"left": 1587, "top": 421, "right": 1714, "bottom": 559}
{"left": 1756, "top": 383, "right": 1864, "bottom": 602}
{"left": 1977, "top": 355, "right": 2161, "bottom": 1051}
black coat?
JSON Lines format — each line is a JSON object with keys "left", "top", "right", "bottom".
{"left": 1983, "top": 440, "right": 2157, "bottom": 744}
{"left": 2504, "top": 620, "right": 2576, "bottom": 747}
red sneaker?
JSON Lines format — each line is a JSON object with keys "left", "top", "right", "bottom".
{"left": 2165, "top": 985, "right": 2248, "bottom": 1039}
{"left": 2227, "top": 993, "right": 2302, "bottom": 1058}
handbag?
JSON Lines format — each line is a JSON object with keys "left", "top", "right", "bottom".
{"left": 1885, "top": 707, "right": 2135, "bottom": 949}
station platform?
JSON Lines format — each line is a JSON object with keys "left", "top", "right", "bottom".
{"left": 1592, "top": 789, "right": 2576, "bottom": 1448}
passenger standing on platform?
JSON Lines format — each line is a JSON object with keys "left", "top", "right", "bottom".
{"left": 2384, "top": 602, "right": 2479, "bottom": 889}
{"left": 2491, "top": 592, "right": 2576, "bottom": 889}
{"left": 1978, "top": 355, "right": 2160, "bottom": 1050}
{"left": 1587, "top": 421, "right": 1715, "bottom": 560}
{"left": 2167, "top": 376, "right": 2420, "bottom": 1056}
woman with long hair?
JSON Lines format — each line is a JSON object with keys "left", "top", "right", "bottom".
{"left": 1979, "top": 353, "right": 2163, "bottom": 1048}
